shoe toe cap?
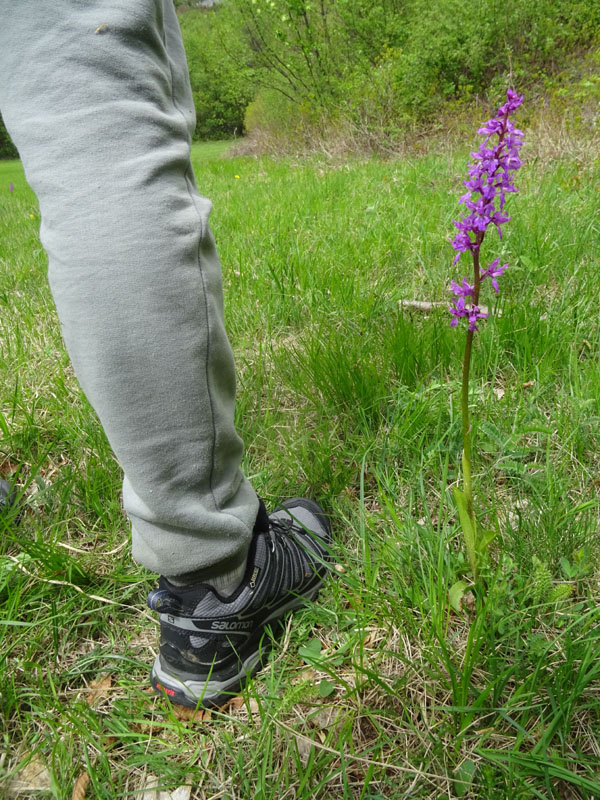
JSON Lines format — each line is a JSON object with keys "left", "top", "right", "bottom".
{"left": 275, "top": 497, "right": 331, "bottom": 543}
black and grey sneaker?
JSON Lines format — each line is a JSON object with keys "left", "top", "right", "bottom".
{"left": 147, "top": 497, "right": 331, "bottom": 709}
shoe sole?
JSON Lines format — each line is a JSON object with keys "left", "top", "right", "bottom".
{"left": 150, "top": 584, "right": 322, "bottom": 709}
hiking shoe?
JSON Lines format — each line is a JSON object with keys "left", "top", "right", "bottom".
{"left": 147, "top": 497, "right": 331, "bottom": 709}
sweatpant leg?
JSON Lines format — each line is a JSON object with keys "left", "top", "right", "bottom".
{"left": 0, "top": 0, "right": 258, "bottom": 577}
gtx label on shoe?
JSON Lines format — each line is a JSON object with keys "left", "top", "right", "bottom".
{"left": 249, "top": 566, "right": 260, "bottom": 589}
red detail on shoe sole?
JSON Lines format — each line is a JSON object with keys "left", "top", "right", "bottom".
{"left": 156, "top": 682, "right": 175, "bottom": 697}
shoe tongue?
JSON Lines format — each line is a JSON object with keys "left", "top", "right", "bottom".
{"left": 253, "top": 498, "right": 270, "bottom": 533}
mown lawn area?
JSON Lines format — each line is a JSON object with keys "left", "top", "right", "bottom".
{"left": 1, "top": 138, "right": 600, "bottom": 798}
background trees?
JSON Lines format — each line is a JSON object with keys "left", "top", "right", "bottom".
{"left": 177, "top": 0, "right": 599, "bottom": 149}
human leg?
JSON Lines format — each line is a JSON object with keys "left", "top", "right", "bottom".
{"left": 0, "top": 0, "right": 257, "bottom": 579}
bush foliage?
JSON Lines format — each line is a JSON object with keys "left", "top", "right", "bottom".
{"left": 0, "top": 115, "right": 18, "bottom": 160}
{"left": 178, "top": 7, "right": 257, "bottom": 140}
{"left": 179, "top": 0, "right": 599, "bottom": 147}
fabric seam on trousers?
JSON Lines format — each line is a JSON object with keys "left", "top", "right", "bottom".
{"left": 162, "top": 8, "right": 220, "bottom": 516}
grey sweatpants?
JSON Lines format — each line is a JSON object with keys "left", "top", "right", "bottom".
{"left": 0, "top": 1, "right": 258, "bottom": 577}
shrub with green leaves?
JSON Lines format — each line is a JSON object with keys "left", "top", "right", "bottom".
{"left": 177, "top": 0, "right": 600, "bottom": 149}
{"left": 0, "top": 114, "right": 18, "bottom": 160}
{"left": 178, "top": 6, "right": 258, "bottom": 139}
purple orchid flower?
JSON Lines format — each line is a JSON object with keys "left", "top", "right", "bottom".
{"left": 449, "top": 298, "right": 489, "bottom": 332}
{"left": 449, "top": 89, "right": 523, "bottom": 329}
{"left": 467, "top": 306, "right": 489, "bottom": 332}
{"left": 481, "top": 258, "right": 507, "bottom": 292}
{"left": 450, "top": 278, "right": 475, "bottom": 298}
{"left": 449, "top": 296, "right": 467, "bottom": 327}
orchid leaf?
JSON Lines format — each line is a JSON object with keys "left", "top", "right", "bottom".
{"left": 453, "top": 487, "right": 477, "bottom": 576}
{"left": 476, "top": 528, "right": 496, "bottom": 558}
{"left": 449, "top": 580, "right": 469, "bottom": 613}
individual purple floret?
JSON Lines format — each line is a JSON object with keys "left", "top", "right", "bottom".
{"left": 449, "top": 89, "right": 523, "bottom": 329}
{"left": 449, "top": 297, "right": 489, "bottom": 331}
{"left": 467, "top": 306, "right": 489, "bottom": 331}
{"left": 452, "top": 231, "right": 477, "bottom": 264}
{"left": 450, "top": 278, "right": 475, "bottom": 298}
{"left": 481, "top": 258, "right": 507, "bottom": 293}
{"left": 449, "top": 296, "right": 467, "bottom": 327}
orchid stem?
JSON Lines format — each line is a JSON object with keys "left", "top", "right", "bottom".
{"left": 461, "top": 325, "right": 478, "bottom": 580}
{"left": 460, "top": 244, "right": 482, "bottom": 579}
{"left": 461, "top": 328, "right": 474, "bottom": 516}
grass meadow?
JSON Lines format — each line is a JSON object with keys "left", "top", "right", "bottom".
{"left": 1, "top": 135, "right": 600, "bottom": 799}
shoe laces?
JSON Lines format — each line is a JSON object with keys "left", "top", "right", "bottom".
{"left": 266, "top": 516, "right": 327, "bottom": 584}
{"left": 267, "top": 517, "right": 295, "bottom": 553}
